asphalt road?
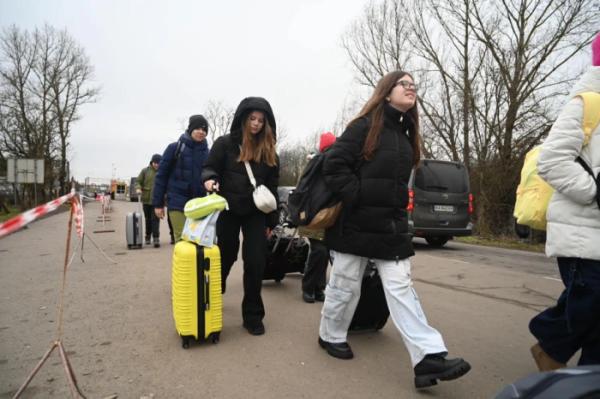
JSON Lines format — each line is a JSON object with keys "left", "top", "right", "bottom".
{"left": 0, "top": 200, "right": 564, "bottom": 398}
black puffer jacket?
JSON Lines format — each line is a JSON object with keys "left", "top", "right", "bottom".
{"left": 201, "top": 97, "right": 280, "bottom": 228}
{"left": 323, "top": 103, "right": 415, "bottom": 260}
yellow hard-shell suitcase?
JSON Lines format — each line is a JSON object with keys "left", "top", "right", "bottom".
{"left": 172, "top": 241, "right": 222, "bottom": 348}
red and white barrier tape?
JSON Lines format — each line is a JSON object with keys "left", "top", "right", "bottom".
{"left": 0, "top": 190, "right": 84, "bottom": 239}
{"left": 74, "top": 196, "right": 84, "bottom": 238}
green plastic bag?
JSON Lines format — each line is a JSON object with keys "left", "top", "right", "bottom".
{"left": 184, "top": 193, "right": 228, "bottom": 220}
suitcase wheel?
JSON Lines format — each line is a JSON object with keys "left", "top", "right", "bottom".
{"left": 182, "top": 337, "right": 190, "bottom": 349}
{"left": 275, "top": 278, "right": 282, "bottom": 283}
{"left": 211, "top": 333, "right": 220, "bottom": 344}
{"left": 127, "top": 244, "right": 132, "bottom": 249}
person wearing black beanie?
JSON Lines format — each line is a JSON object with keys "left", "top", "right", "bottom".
{"left": 152, "top": 114, "right": 210, "bottom": 242}
{"left": 187, "top": 115, "right": 209, "bottom": 136}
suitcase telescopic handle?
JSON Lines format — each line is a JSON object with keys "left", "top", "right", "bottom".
{"left": 205, "top": 275, "right": 210, "bottom": 310}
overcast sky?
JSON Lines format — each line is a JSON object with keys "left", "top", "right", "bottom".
{"left": 0, "top": 0, "right": 369, "bottom": 182}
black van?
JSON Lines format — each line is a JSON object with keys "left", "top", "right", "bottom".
{"left": 407, "top": 159, "right": 473, "bottom": 247}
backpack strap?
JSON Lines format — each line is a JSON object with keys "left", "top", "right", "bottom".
{"left": 575, "top": 92, "right": 600, "bottom": 145}
{"left": 168, "top": 139, "right": 185, "bottom": 178}
{"left": 576, "top": 156, "right": 600, "bottom": 209}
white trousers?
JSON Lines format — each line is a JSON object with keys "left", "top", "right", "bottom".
{"left": 319, "top": 250, "right": 447, "bottom": 366}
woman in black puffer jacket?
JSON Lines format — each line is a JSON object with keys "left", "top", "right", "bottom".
{"left": 317, "top": 71, "right": 471, "bottom": 389}
{"left": 202, "top": 97, "right": 279, "bottom": 336}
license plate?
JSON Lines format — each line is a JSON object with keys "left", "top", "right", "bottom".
{"left": 433, "top": 205, "right": 455, "bottom": 213}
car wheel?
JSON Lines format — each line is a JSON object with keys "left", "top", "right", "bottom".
{"left": 425, "top": 236, "right": 449, "bottom": 247}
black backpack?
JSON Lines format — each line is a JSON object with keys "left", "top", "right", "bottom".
{"left": 287, "top": 152, "right": 341, "bottom": 229}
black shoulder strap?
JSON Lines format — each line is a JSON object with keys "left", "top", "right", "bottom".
{"left": 576, "top": 156, "right": 600, "bottom": 209}
{"left": 168, "top": 139, "right": 185, "bottom": 176}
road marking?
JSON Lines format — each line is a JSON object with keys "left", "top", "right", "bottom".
{"left": 543, "top": 276, "right": 562, "bottom": 282}
{"left": 420, "top": 253, "right": 472, "bottom": 265}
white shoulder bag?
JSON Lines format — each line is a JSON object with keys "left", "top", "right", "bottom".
{"left": 243, "top": 160, "right": 277, "bottom": 214}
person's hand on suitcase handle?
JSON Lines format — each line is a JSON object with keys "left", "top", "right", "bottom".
{"left": 204, "top": 179, "right": 219, "bottom": 192}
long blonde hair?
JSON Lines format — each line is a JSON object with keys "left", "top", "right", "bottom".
{"left": 238, "top": 113, "right": 277, "bottom": 167}
{"left": 349, "top": 70, "right": 421, "bottom": 166}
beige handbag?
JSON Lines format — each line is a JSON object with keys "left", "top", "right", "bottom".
{"left": 305, "top": 202, "right": 343, "bottom": 230}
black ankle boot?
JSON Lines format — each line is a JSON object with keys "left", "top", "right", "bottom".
{"left": 243, "top": 321, "right": 265, "bottom": 336}
{"left": 302, "top": 291, "right": 315, "bottom": 303}
{"left": 414, "top": 354, "right": 471, "bottom": 388}
{"left": 318, "top": 337, "right": 354, "bottom": 359}
{"left": 314, "top": 290, "right": 325, "bottom": 302}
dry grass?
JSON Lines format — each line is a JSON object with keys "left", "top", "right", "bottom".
{"left": 0, "top": 206, "right": 20, "bottom": 222}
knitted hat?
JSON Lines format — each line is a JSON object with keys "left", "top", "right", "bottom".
{"left": 150, "top": 154, "right": 162, "bottom": 164}
{"left": 187, "top": 114, "right": 209, "bottom": 134}
{"left": 319, "top": 132, "right": 336, "bottom": 153}
{"left": 592, "top": 32, "right": 600, "bottom": 67}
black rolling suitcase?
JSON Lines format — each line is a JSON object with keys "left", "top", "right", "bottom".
{"left": 263, "top": 232, "right": 308, "bottom": 282}
{"left": 349, "top": 261, "right": 390, "bottom": 332}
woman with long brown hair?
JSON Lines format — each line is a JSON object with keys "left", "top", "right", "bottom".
{"left": 317, "top": 71, "right": 471, "bottom": 389}
{"left": 202, "top": 97, "right": 279, "bottom": 336}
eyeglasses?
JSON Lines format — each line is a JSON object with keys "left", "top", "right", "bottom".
{"left": 395, "top": 80, "right": 417, "bottom": 91}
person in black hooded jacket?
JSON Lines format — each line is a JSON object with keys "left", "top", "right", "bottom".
{"left": 202, "top": 97, "right": 279, "bottom": 336}
{"left": 317, "top": 71, "right": 471, "bottom": 389}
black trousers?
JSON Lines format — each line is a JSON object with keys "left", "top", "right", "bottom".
{"left": 529, "top": 257, "right": 600, "bottom": 365}
{"left": 302, "top": 238, "right": 328, "bottom": 294}
{"left": 217, "top": 210, "right": 267, "bottom": 325}
{"left": 142, "top": 204, "right": 159, "bottom": 239}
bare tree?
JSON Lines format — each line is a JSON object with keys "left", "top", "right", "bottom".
{"left": 204, "top": 99, "right": 234, "bottom": 144}
{"left": 466, "top": 0, "right": 597, "bottom": 232}
{"left": 331, "top": 94, "right": 363, "bottom": 135}
{"left": 277, "top": 132, "right": 318, "bottom": 186}
{"left": 342, "top": 0, "right": 413, "bottom": 87}
{"left": 340, "top": 0, "right": 598, "bottom": 234}
{"left": 46, "top": 26, "right": 99, "bottom": 194}
{"left": 0, "top": 24, "right": 98, "bottom": 201}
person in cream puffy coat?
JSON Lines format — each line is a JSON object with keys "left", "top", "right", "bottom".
{"left": 529, "top": 33, "right": 600, "bottom": 370}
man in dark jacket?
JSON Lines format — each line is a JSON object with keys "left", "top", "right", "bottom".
{"left": 135, "top": 154, "right": 161, "bottom": 247}
{"left": 152, "top": 115, "right": 210, "bottom": 242}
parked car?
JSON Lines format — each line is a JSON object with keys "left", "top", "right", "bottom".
{"left": 407, "top": 159, "right": 473, "bottom": 247}
{"left": 277, "top": 186, "right": 295, "bottom": 225}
